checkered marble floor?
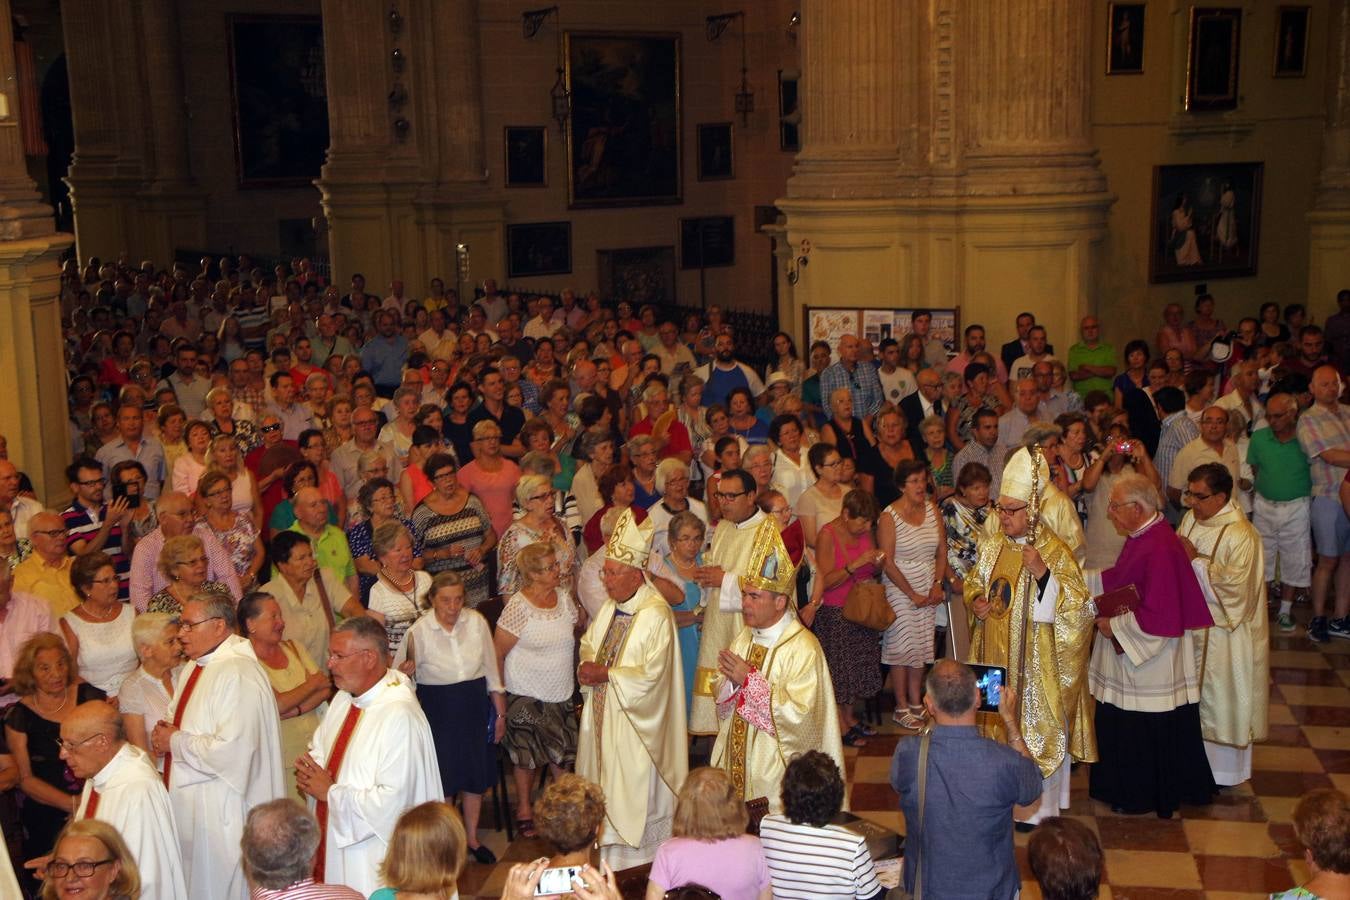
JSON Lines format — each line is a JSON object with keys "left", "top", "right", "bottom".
{"left": 458, "top": 604, "right": 1350, "bottom": 898}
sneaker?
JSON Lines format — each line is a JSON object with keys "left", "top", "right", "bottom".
{"left": 1309, "top": 616, "right": 1330, "bottom": 644}
{"left": 1277, "top": 613, "right": 1296, "bottom": 633}
{"left": 1329, "top": 617, "right": 1350, "bottom": 640}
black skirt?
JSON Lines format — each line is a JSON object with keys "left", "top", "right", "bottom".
{"left": 417, "top": 677, "right": 496, "bottom": 796}
{"left": 1088, "top": 700, "right": 1217, "bottom": 817}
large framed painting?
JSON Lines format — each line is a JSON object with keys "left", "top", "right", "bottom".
{"left": 504, "top": 126, "right": 547, "bottom": 187}
{"left": 507, "top": 222, "right": 572, "bottom": 278}
{"left": 1274, "top": 6, "right": 1310, "bottom": 77}
{"left": 1185, "top": 7, "right": 1242, "bottom": 112}
{"left": 1149, "top": 162, "right": 1263, "bottom": 283}
{"left": 597, "top": 246, "right": 677, "bottom": 305}
{"left": 566, "top": 32, "right": 681, "bottom": 208}
{"left": 1106, "top": 3, "right": 1146, "bottom": 74}
{"left": 227, "top": 15, "right": 329, "bottom": 187}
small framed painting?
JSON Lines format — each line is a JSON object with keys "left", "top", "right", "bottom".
{"left": 1185, "top": 7, "right": 1242, "bottom": 112}
{"left": 680, "top": 216, "right": 735, "bottom": 269}
{"left": 507, "top": 222, "right": 572, "bottom": 278}
{"left": 1106, "top": 3, "right": 1146, "bottom": 74}
{"left": 697, "top": 123, "right": 734, "bottom": 181}
{"left": 1274, "top": 6, "right": 1310, "bottom": 77}
{"left": 504, "top": 126, "right": 547, "bottom": 187}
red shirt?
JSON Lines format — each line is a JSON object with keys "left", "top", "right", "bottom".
{"left": 628, "top": 416, "right": 693, "bottom": 461}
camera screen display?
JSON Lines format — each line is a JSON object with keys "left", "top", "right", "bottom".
{"left": 970, "top": 664, "right": 1006, "bottom": 713}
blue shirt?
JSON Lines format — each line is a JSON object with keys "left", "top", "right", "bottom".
{"left": 890, "top": 725, "right": 1041, "bottom": 900}
{"left": 360, "top": 335, "right": 410, "bottom": 388}
{"left": 819, "top": 361, "right": 885, "bottom": 419}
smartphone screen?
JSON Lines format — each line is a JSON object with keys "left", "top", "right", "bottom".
{"left": 969, "top": 664, "right": 1007, "bottom": 713}
{"left": 536, "top": 866, "right": 583, "bottom": 895}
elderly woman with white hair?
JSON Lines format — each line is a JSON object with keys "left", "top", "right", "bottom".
{"left": 498, "top": 474, "right": 578, "bottom": 596}
{"left": 117, "top": 612, "right": 184, "bottom": 769}
{"left": 628, "top": 433, "right": 662, "bottom": 509}
{"left": 646, "top": 458, "right": 708, "bottom": 559}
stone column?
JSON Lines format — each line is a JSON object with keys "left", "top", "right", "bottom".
{"left": 429, "top": 0, "right": 486, "bottom": 183}
{"left": 135, "top": 0, "right": 206, "bottom": 261}
{"left": 1308, "top": 0, "right": 1350, "bottom": 312}
{"left": 60, "top": 0, "right": 147, "bottom": 261}
{"left": 0, "top": 1, "right": 75, "bottom": 503}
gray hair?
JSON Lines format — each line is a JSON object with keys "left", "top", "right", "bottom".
{"left": 371, "top": 520, "right": 412, "bottom": 558}
{"left": 333, "top": 615, "right": 388, "bottom": 653}
{"left": 924, "top": 659, "right": 977, "bottom": 717}
{"left": 941, "top": 371, "right": 963, "bottom": 389}
{"left": 579, "top": 426, "right": 613, "bottom": 460}
{"left": 1022, "top": 422, "right": 1063, "bottom": 450}
{"left": 519, "top": 451, "right": 558, "bottom": 477}
{"left": 356, "top": 450, "right": 388, "bottom": 477}
{"left": 188, "top": 592, "right": 237, "bottom": 631}
{"left": 514, "top": 473, "right": 553, "bottom": 507}
{"left": 742, "top": 444, "right": 773, "bottom": 467}
{"left": 642, "top": 381, "right": 668, "bottom": 404}
{"left": 919, "top": 414, "right": 946, "bottom": 435}
{"left": 655, "top": 458, "right": 690, "bottom": 494}
{"left": 667, "top": 510, "right": 706, "bottom": 545}
{"left": 628, "top": 434, "right": 657, "bottom": 459}
{"left": 241, "top": 799, "right": 321, "bottom": 890}
{"left": 131, "top": 612, "right": 178, "bottom": 657}
{"left": 1111, "top": 472, "right": 1160, "bottom": 514}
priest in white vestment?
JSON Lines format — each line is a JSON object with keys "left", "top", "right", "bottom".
{"left": 1176, "top": 462, "right": 1270, "bottom": 786}
{"left": 690, "top": 469, "right": 766, "bottom": 734}
{"left": 576, "top": 509, "right": 688, "bottom": 869}
{"left": 151, "top": 595, "right": 285, "bottom": 900}
{"left": 297, "top": 616, "right": 442, "bottom": 897}
{"left": 63, "top": 700, "right": 187, "bottom": 900}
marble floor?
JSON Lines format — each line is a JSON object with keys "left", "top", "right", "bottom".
{"left": 458, "top": 605, "right": 1350, "bottom": 898}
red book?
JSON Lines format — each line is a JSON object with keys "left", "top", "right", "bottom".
{"left": 1094, "top": 584, "right": 1140, "bottom": 654}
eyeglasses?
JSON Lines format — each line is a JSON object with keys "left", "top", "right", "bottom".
{"left": 32, "top": 527, "right": 69, "bottom": 537}
{"left": 1182, "top": 489, "right": 1213, "bottom": 501}
{"left": 992, "top": 501, "right": 1028, "bottom": 514}
{"left": 714, "top": 490, "right": 750, "bottom": 501}
{"left": 57, "top": 733, "right": 104, "bottom": 752}
{"left": 260, "top": 424, "right": 282, "bottom": 433}
{"left": 75, "top": 478, "right": 103, "bottom": 487}
{"left": 528, "top": 493, "right": 552, "bottom": 503}
{"left": 46, "top": 859, "right": 115, "bottom": 879}
{"left": 328, "top": 648, "right": 373, "bottom": 662}
{"left": 179, "top": 616, "right": 222, "bottom": 631}
{"left": 1107, "top": 500, "right": 1138, "bottom": 511}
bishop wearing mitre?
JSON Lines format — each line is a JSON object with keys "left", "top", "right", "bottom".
{"left": 710, "top": 517, "right": 844, "bottom": 813}
{"left": 576, "top": 508, "right": 688, "bottom": 869}
{"left": 963, "top": 445, "right": 1096, "bottom": 827}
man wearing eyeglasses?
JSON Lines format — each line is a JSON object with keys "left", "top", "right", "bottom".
{"left": 12, "top": 510, "right": 80, "bottom": 617}
{"left": 151, "top": 595, "right": 284, "bottom": 900}
{"left": 688, "top": 468, "right": 767, "bottom": 735}
{"left": 297, "top": 616, "right": 440, "bottom": 896}
{"left": 128, "top": 493, "right": 242, "bottom": 613}
{"left": 58, "top": 700, "right": 187, "bottom": 899}
{"left": 1166, "top": 406, "right": 1241, "bottom": 510}
{"left": 331, "top": 408, "right": 401, "bottom": 503}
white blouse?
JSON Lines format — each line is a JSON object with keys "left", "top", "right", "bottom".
{"left": 498, "top": 588, "right": 579, "bottom": 703}
{"left": 61, "top": 605, "right": 138, "bottom": 696}
{"left": 368, "top": 570, "right": 433, "bottom": 658}
{"left": 400, "top": 609, "right": 503, "bottom": 691}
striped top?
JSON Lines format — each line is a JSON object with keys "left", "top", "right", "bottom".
{"left": 758, "top": 814, "right": 884, "bottom": 899}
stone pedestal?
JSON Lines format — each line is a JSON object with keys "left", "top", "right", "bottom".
{"left": 779, "top": 0, "right": 1111, "bottom": 348}
{"left": 0, "top": 1, "right": 74, "bottom": 503}
{"left": 1309, "top": 0, "right": 1350, "bottom": 313}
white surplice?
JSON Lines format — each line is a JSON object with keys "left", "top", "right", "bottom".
{"left": 167, "top": 634, "right": 285, "bottom": 900}
{"left": 75, "top": 742, "right": 188, "bottom": 900}
{"left": 308, "top": 669, "right": 443, "bottom": 897}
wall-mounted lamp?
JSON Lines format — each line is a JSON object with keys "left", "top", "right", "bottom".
{"left": 523, "top": 6, "right": 570, "bottom": 134}
{"left": 707, "top": 11, "right": 753, "bottom": 125}
{"left": 786, "top": 238, "right": 810, "bottom": 285}
{"left": 786, "top": 11, "right": 800, "bottom": 44}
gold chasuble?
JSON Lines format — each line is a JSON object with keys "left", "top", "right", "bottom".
{"left": 709, "top": 519, "right": 845, "bottom": 813}
{"left": 690, "top": 510, "right": 766, "bottom": 734}
{"left": 964, "top": 448, "right": 1097, "bottom": 777}
{"left": 576, "top": 510, "right": 688, "bottom": 859}
{"left": 1177, "top": 502, "right": 1270, "bottom": 749}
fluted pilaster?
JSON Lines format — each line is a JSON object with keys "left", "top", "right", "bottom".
{"left": 319, "top": 0, "right": 392, "bottom": 176}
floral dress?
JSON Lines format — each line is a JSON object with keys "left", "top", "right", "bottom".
{"left": 211, "top": 512, "right": 260, "bottom": 583}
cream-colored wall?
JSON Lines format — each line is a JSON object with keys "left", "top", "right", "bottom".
{"left": 178, "top": 0, "right": 325, "bottom": 256}
{"left": 1090, "top": 0, "right": 1331, "bottom": 349}
{"left": 477, "top": 0, "right": 797, "bottom": 310}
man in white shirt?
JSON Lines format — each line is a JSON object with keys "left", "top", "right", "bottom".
{"left": 523, "top": 295, "right": 564, "bottom": 341}
{"left": 1010, "top": 326, "right": 1056, "bottom": 382}
{"left": 62, "top": 701, "right": 188, "bottom": 900}
{"left": 0, "top": 459, "right": 41, "bottom": 540}
{"left": 877, "top": 338, "right": 917, "bottom": 406}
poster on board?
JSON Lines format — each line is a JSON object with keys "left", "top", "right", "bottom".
{"left": 807, "top": 309, "right": 860, "bottom": 350}
{"left": 808, "top": 307, "right": 960, "bottom": 356}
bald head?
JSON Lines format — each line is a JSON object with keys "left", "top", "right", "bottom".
{"left": 293, "top": 486, "right": 327, "bottom": 531}
{"left": 59, "top": 700, "right": 124, "bottom": 778}
{"left": 27, "top": 511, "right": 66, "bottom": 562}
{"left": 0, "top": 459, "right": 17, "bottom": 502}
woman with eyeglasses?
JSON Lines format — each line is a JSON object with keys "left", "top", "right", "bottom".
{"left": 794, "top": 443, "right": 846, "bottom": 550}
{"left": 240, "top": 591, "right": 330, "bottom": 800}
{"left": 204, "top": 434, "right": 263, "bottom": 528}
{"left": 5, "top": 634, "right": 105, "bottom": 865}
{"left": 117, "top": 612, "right": 182, "bottom": 770}
{"left": 145, "top": 534, "right": 233, "bottom": 617}
{"left": 499, "top": 474, "right": 578, "bottom": 598}
{"left": 39, "top": 818, "right": 140, "bottom": 900}
{"left": 413, "top": 454, "right": 496, "bottom": 609}
{"left": 198, "top": 469, "right": 265, "bottom": 590}
{"left": 349, "top": 476, "right": 420, "bottom": 605}
{"left": 494, "top": 542, "right": 582, "bottom": 837}
{"left": 61, "top": 552, "right": 138, "bottom": 702}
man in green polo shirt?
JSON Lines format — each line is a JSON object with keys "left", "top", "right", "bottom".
{"left": 1066, "top": 316, "right": 1117, "bottom": 398}
{"left": 287, "top": 486, "right": 359, "bottom": 599}
{"left": 1247, "top": 391, "right": 1313, "bottom": 633}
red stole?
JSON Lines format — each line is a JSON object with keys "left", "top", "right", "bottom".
{"left": 83, "top": 787, "right": 100, "bottom": 819}
{"left": 313, "top": 704, "right": 363, "bottom": 881}
{"left": 161, "top": 663, "right": 205, "bottom": 788}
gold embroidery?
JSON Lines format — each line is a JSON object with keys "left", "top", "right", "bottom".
{"left": 728, "top": 642, "right": 769, "bottom": 799}
{"left": 592, "top": 612, "right": 637, "bottom": 776}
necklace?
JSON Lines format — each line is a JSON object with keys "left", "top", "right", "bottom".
{"left": 381, "top": 567, "right": 419, "bottom": 608}
{"left": 83, "top": 599, "right": 121, "bottom": 622}
{"left": 35, "top": 688, "right": 69, "bottom": 716}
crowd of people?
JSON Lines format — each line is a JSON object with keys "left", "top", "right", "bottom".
{"left": 0, "top": 253, "right": 1348, "bottom": 899}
